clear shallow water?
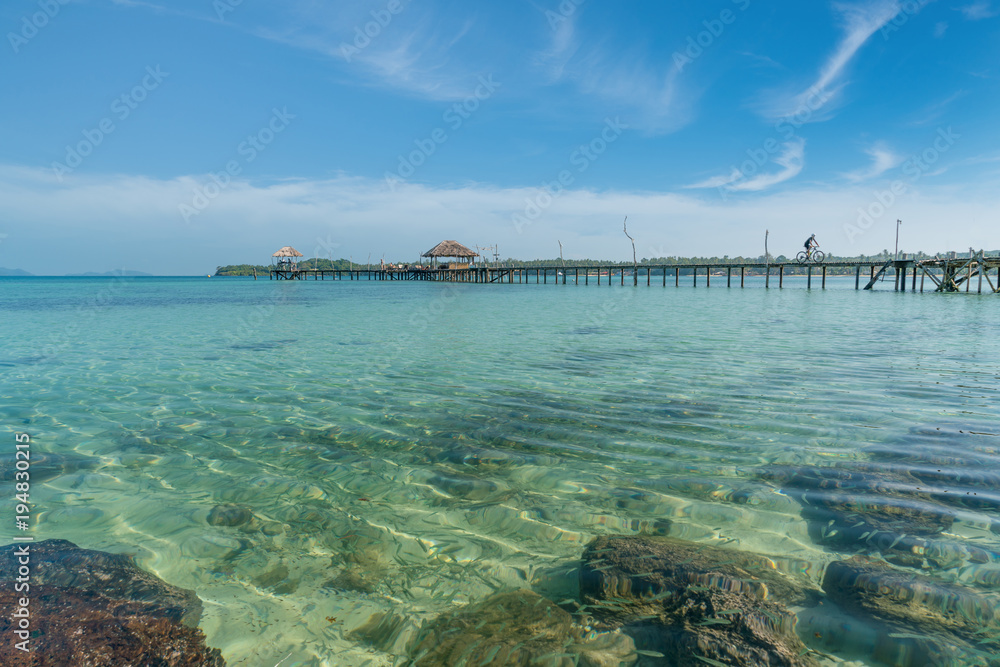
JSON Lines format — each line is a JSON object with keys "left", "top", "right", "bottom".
{"left": 1, "top": 276, "right": 999, "bottom": 666}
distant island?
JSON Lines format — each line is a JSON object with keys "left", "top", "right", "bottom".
{"left": 67, "top": 270, "right": 154, "bottom": 277}
{"left": 0, "top": 268, "right": 153, "bottom": 277}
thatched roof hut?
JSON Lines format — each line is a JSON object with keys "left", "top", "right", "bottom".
{"left": 422, "top": 241, "right": 478, "bottom": 259}
{"left": 272, "top": 246, "right": 303, "bottom": 270}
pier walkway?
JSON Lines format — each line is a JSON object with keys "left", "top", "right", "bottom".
{"left": 269, "top": 254, "right": 1000, "bottom": 294}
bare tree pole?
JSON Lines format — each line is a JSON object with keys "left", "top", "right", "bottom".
{"left": 764, "top": 230, "right": 770, "bottom": 289}
{"left": 623, "top": 216, "right": 637, "bottom": 285}
{"left": 558, "top": 240, "right": 564, "bottom": 267}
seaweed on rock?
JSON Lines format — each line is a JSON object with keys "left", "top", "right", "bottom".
{"left": 405, "top": 589, "right": 636, "bottom": 667}
{"left": 579, "top": 535, "right": 819, "bottom": 667}
{"left": 0, "top": 540, "right": 223, "bottom": 666}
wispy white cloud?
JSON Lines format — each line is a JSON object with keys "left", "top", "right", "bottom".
{"left": 250, "top": 14, "right": 485, "bottom": 102}
{"left": 729, "top": 139, "right": 806, "bottom": 191}
{"left": 843, "top": 142, "right": 904, "bottom": 181}
{"left": 686, "top": 140, "right": 806, "bottom": 192}
{"left": 685, "top": 169, "right": 745, "bottom": 190}
{"left": 907, "top": 90, "right": 966, "bottom": 125}
{"left": 958, "top": 1, "right": 1000, "bottom": 20}
{"left": 761, "top": 1, "right": 903, "bottom": 121}
{"left": 537, "top": 14, "right": 692, "bottom": 134}
{"left": 738, "top": 51, "right": 785, "bottom": 69}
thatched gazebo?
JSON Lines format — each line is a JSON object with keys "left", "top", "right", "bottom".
{"left": 422, "top": 240, "right": 478, "bottom": 269}
{"left": 272, "top": 246, "right": 303, "bottom": 271}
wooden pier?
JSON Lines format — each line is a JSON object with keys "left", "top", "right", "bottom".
{"left": 269, "top": 254, "right": 1000, "bottom": 294}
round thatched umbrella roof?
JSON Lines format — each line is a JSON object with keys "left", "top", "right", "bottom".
{"left": 272, "top": 246, "right": 304, "bottom": 258}
{"left": 422, "top": 240, "right": 478, "bottom": 258}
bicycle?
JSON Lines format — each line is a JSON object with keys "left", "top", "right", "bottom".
{"left": 796, "top": 248, "right": 825, "bottom": 264}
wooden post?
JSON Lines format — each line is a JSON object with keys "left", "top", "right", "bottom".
{"left": 912, "top": 266, "right": 917, "bottom": 291}
{"left": 740, "top": 266, "right": 745, "bottom": 288}
{"left": 870, "top": 265, "right": 875, "bottom": 282}
{"left": 807, "top": 266, "right": 812, "bottom": 289}
{"left": 727, "top": 267, "right": 732, "bottom": 287}
{"left": 585, "top": 269, "right": 588, "bottom": 286}
{"left": 675, "top": 267, "right": 680, "bottom": 287}
{"left": 693, "top": 267, "right": 698, "bottom": 287}
{"left": 647, "top": 267, "right": 651, "bottom": 286}
{"left": 663, "top": 266, "right": 666, "bottom": 287}
{"left": 822, "top": 266, "right": 827, "bottom": 289}
{"left": 978, "top": 261, "right": 984, "bottom": 293}
{"left": 779, "top": 266, "right": 784, "bottom": 288}
{"left": 855, "top": 265, "right": 861, "bottom": 290}
{"left": 765, "top": 265, "right": 770, "bottom": 289}
{"left": 920, "top": 269, "right": 925, "bottom": 292}
{"left": 575, "top": 268, "right": 579, "bottom": 284}
{"left": 706, "top": 268, "right": 711, "bottom": 288}
{"left": 621, "top": 268, "right": 624, "bottom": 286}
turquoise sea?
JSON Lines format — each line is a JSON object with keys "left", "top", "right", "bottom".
{"left": 2, "top": 275, "right": 999, "bottom": 666}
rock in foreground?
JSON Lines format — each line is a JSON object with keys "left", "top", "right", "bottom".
{"left": 0, "top": 539, "right": 223, "bottom": 667}
{"left": 0, "top": 585, "right": 225, "bottom": 667}
{"left": 580, "top": 535, "right": 818, "bottom": 667}
{"left": 406, "top": 589, "right": 635, "bottom": 667}
{"left": 823, "top": 557, "right": 1000, "bottom": 666}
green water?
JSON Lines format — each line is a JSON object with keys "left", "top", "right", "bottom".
{"left": 1, "top": 276, "right": 998, "bottom": 666}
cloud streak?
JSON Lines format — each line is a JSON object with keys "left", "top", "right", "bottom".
{"left": 844, "top": 142, "right": 903, "bottom": 181}
{"left": 764, "top": 1, "right": 903, "bottom": 120}
{"left": 686, "top": 139, "right": 806, "bottom": 192}
{"left": 959, "top": 1, "right": 1000, "bottom": 20}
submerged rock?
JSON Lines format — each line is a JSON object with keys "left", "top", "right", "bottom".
{"left": 206, "top": 503, "right": 252, "bottom": 527}
{"left": 428, "top": 471, "right": 503, "bottom": 500}
{"left": 406, "top": 589, "right": 636, "bottom": 667}
{"left": 0, "top": 540, "right": 223, "bottom": 666}
{"left": 823, "top": 557, "right": 1000, "bottom": 661}
{"left": 0, "top": 539, "right": 203, "bottom": 626}
{"left": 0, "top": 585, "right": 225, "bottom": 667}
{"left": 348, "top": 609, "right": 421, "bottom": 656}
{"left": 756, "top": 465, "right": 962, "bottom": 568}
{"left": 580, "top": 535, "right": 818, "bottom": 667}
{"left": 0, "top": 450, "right": 97, "bottom": 484}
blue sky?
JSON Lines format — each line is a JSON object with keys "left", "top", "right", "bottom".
{"left": 1, "top": 0, "right": 998, "bottom": 274}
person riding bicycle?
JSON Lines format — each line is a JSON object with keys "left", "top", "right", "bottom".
{"left": 803, "top": 234, "right": 819, "bottom": 258}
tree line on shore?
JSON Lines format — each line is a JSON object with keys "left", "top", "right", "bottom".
{"left": 216, "top": 249, "right": 998, "bottom": 276}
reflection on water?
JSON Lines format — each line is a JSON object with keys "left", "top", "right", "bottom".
{"left": 1, "top": 277, "right": 999, "bottom": 665}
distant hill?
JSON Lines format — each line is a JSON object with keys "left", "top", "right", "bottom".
{"left": 68, "top": 270, "right": 154, "bottom": 277}
{"left": 0, "top": 267, "right": 33, "bottom": 276}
